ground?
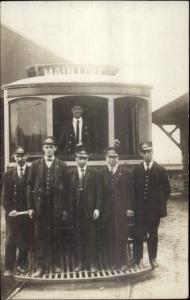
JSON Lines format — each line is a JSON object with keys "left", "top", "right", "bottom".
{"left": 1, "top": 196, "right": 188, "bottom": 299}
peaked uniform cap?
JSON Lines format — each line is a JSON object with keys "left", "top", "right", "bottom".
{"left": 75, "top": 146, "right": 88, "bottom": 158}
{"left": 140, "top": 142, "right": 153, "bottom": 151}
{"left": 71, "top": 102, "right": 83, "bottom": 110}
{"left": 105, "top": 147, "right": 119, "bottom": 157}
{"left": 43, "top": 136, "right": 56, "bottom": 145}
{"left": 14, "top": 147, "right": 26, "bottom": 155}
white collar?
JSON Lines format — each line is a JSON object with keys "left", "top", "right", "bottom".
{"left": 73, "top": 117, "right": 83, "bottom": 123}
{"left": 17, "top": 164, "right": 26, "bottom": 172}
{"left": 143, "top": 160, "right": 153, "bottom": 170}
{"left": 107, "top": 163, "right": 119, "bottom": 174}
{"left": 77, "top": 165, "right": 87, "bottom": 173}
{"left": 44, "top": 156, "right": 55, "bottom": 162}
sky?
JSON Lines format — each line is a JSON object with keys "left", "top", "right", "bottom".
{"left": 1, "top": 1, "right": 189, "bottom": 163}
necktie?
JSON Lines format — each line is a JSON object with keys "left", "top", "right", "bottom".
{"left": 47, "top": 158, "right": 53, "bottom": 162}
{"left": 20, "top": 168, "right": 24, "bottom": 178}
{"left": 76, "top": 120, "right": 80, "bottom": 144}
{"left": 81, "top": 168, "right": 85, "bottom": 181}
{"left": 146, "top": 163, "right": 150, "bottom": 171}
{"left": 110, "top": 167, "right": 114, "bottom": 174}
{"left": 79, "top": 168, "right": 85, "bottom": 190}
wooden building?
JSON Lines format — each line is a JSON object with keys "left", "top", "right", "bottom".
{"left": 152, "top": 93, "right": 189, "bottom": 199}
{"left": 0, "top": 25, "right": 66, "bottom": 184}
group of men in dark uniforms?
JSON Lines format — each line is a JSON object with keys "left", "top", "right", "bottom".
{"left": 2, "top": 128, "right": 171, "bottom": 277}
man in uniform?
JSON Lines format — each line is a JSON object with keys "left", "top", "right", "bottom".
{"left": 59, "top": 104, "right": 91, "bottom": 155}
{"left": 133, "top": 142, "right": 171, "bottom": 268}
{"left": 68, "top": 148, "right": 100, "bottom": 272}
{"left": 100, "top": 147, "right": 134, "bottom": 271}
{"left": 27, "top": 137, "right": 68, "bottom": 277}
{"left": 2, "top": 147, "right": 33, "bottom": 276}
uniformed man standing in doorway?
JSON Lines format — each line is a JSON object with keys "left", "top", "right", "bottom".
{"left": 68, "top": 147, "right": 100, "bottom": 272}
{"left": 59, "top": 104, "right": 91, "bottom": 155}
{"left": 133, "top": 142, "right": 171, "bottom": 268}
{"left": 27, "top": 137, "right": 68, "bottom": 277}
{"left": 2, "top": 147, "right": 33, "bottom": 276}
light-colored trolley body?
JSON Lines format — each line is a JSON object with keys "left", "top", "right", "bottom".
{"left": 2, "top": 64, "right": 153, "bottom": 282}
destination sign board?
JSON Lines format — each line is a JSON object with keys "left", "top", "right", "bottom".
{"left": 26, "top": 64, "right": 118, "bottom": 77}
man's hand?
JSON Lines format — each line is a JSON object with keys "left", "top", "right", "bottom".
{"left": 127, "top": 209, "right": 134, "bottom": 217}
{"left": 28, "top": 209, "right": 35, "bottom": 219}
{"left": 93, "top": 209, "right": 100, "bottom": 220}
{"left": 62, "top": 210, "right": 67, "bottom": 221}
{"left": 9, "top": 210, "right": 17, "bottom": 217}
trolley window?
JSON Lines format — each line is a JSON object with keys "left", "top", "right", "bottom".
{"left": 9, "top": 98, "right": 47, "bottom": 159}
{"left": 114, "top": 97, "right": 149, "bottom": 158}
{"left": 53, "top": 96, "right": 108, "bottom": 160}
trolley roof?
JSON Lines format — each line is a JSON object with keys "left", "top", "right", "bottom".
{"left": 2, "top": 74, "right": 152, "bottom": 91}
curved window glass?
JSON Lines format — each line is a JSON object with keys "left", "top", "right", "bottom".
{"left": 53, "top": 96, "right": 108, "bottom": 160}
{"left": 9, "top": 98, "right": 47, "bottom": 159}
{"left": 114, "top": 97, "right": 149, "bottom": 158}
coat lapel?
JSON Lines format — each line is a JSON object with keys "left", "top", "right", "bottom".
{"left": 38, "top": 158, "right": 45, "bottom": 184}
{"left": 83, "top": 166, "right": 90, "bottom": 191}
{"left": 140, "top": 162, "right": 145, "bottom": 176}
{"left": 12, "top": 167, "right": 19, "bottom": 184}
{"left": 23, "top": 165, "right": 29, "bottom": 183}
{"left": 114, "top": 165, "right": 122, "bottom": 184}
{"left": 54, "top": 158, "right": 60, "bottom": 187}
{"left": 104, "top": 167, "right": 110, "bottom": 189}
{"left": 72, "top": 168, "right": 78, "bottom": 187}
{"left": 82, "top": 120, "right": 87, "bottom": 139}
{"left": 70, "top": 122, "right": 75, "bottom": 141}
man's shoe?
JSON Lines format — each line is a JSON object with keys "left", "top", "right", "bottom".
{"left": 74, "top": 263, "right": 82, "bottom": 272}
{"left": 133, "top": 263, "right": 140, "bottom": 270}
{"left": 121, "top": 265, "right": 128, "bottom": 271}
{"left": 133, "top": 259, "right": 145, "bottom": 269}
{"left": 32, "top": 268, "right": 43, "bottom": 277}
{"left": 17, "top": 266, "right": 26, "bottom": 274}
{"left": 90, "top": 264, "right": 98, "bottom": 273}
{"left": 54, "top": 265, "right": 62, "bottom": 273}
{"left": 139, "top": 259, "right": 146, "bottom": 269}
{"left": 150, "top": 259, "right": 159, "bottom": 268}
{"left": 133, "top": 260, "right": 140, "bottom": 269}
{"left": 4, "top": 270, "right": 13, "bottom": 277}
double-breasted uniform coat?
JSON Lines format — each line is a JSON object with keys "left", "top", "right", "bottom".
{"left": 2, "top": 166, "right": 30, "bottom": 271}
{"left": 27, "top": 157, "right": 68, "bottom": 270}
{"left": 99, "top": 165, "right": 134, "bottom": 269}
{"left": 68, "top": 166, "right": 101, "bottom": 268}
{"left": 133, "top": 161, "right": 171, "bottom": 263}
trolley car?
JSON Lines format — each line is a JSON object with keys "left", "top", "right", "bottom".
{"left": 2, "top": 63, "right": 153, "bottom": 283}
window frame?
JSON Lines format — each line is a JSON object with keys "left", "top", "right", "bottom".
{"left": 6, "top": 96, "right": 48, "bottom": 164}
{"left": 52, "top": 95, "right": 110, "bottom": 160}
{"left": 114, "top": 96, "right": 150, "bottom": 158}
{"left": 4, "top": 93, "right": 150, "bottom": 167}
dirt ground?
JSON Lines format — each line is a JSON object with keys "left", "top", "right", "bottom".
{"left": 1, "top": 196, "right": 188, "bottom": 299}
